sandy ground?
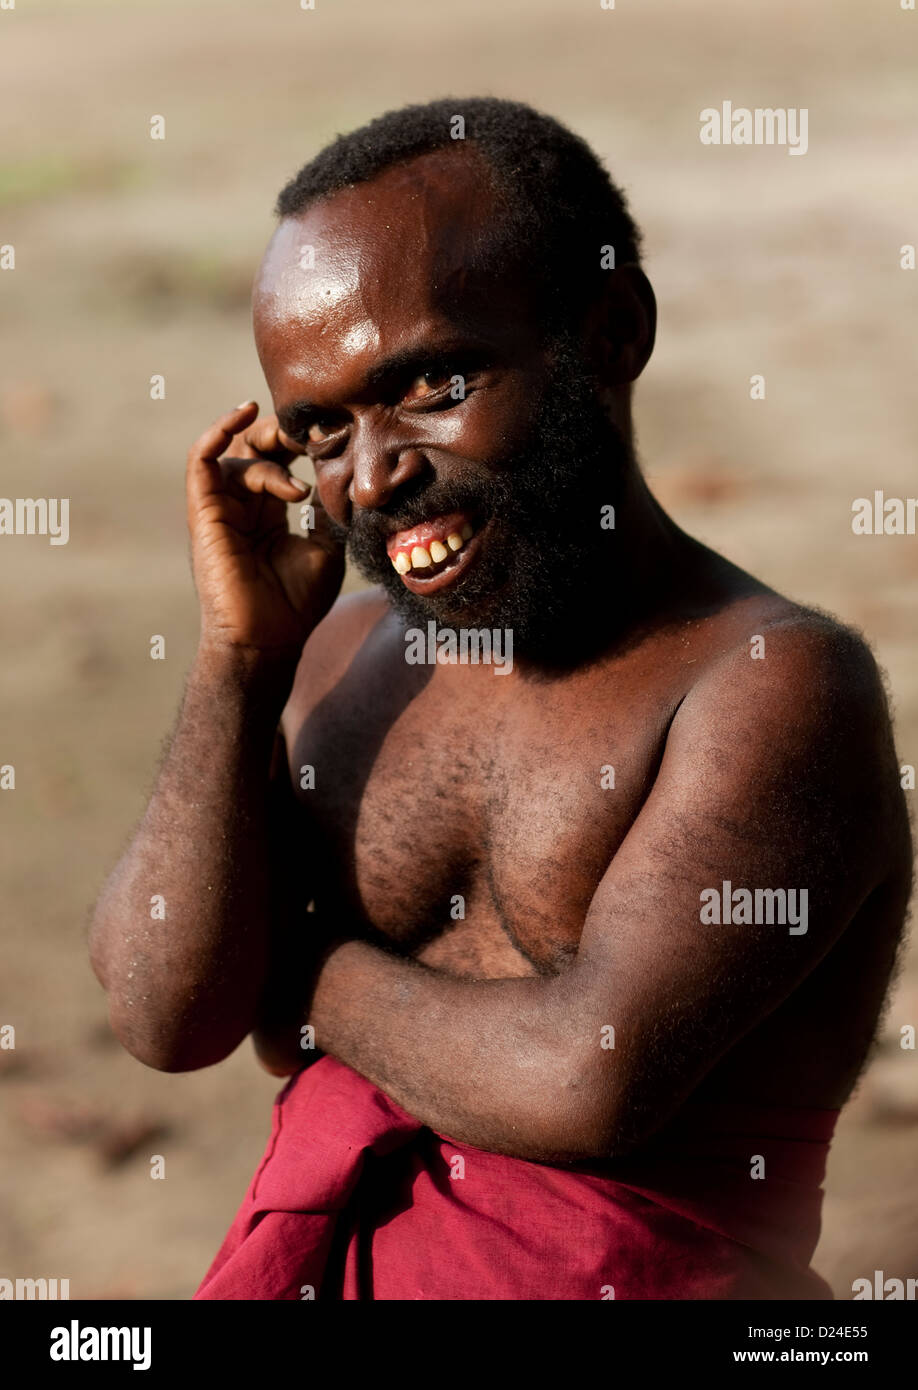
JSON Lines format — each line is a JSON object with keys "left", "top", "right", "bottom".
{"left": 0, "top": 0, "right": 916, "bottom": 1299}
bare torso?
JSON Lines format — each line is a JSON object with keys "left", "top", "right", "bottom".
{"left": 281, "top": 544, "right": 911, "bottom": 1115}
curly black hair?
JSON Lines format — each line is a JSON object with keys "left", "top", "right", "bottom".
{"left": 275, "top": 96, "right": 643, "bottom": 331}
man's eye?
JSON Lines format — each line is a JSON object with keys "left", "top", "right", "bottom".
{"left": 404, "top": 368, "right": 452, "bottom": 400}
{"left": 307, "top": 419, "right": 335, "bottom": 442}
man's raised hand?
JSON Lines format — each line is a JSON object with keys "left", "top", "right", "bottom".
{"left": 186, "top": 401, "right": 345, "bottom": 657}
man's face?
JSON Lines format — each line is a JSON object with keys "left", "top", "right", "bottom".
{"left": 254, "top": 148, "right": 630, "bottom": 649}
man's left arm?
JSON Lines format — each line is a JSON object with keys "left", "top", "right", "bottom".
{"left": 264, "top": 620, "right": 900, "bottom": 1161}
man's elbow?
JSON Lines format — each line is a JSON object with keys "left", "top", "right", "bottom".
{"left": 105, "top": 1001, "right": 240, "bottom": 1074}
{"left": 251, "top": 1026, "right": 309, "bottom": 1078}
{"left": 526, "top": 1054, "right": 648, "bottom": 1164}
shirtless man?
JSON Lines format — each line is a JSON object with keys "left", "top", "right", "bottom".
{"left": 89, "top": 98, "right": 912, "bottom": 1300}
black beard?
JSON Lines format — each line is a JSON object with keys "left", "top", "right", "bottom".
{"left": 330, "top": 337, "right": 635, "bottom": 660}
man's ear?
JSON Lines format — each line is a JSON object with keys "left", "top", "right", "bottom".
{"left": 585, "top": 265, "right": 657, "bottom": 387}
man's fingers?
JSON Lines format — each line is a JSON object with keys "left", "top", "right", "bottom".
{"left": 186, "top": 403, "right": 315, "bottom": 530}
{"left": 221, "top": 456, "right": 311, "bottom": 501}
{"left": 241, "top": 415, "right": 302, "bottom": 464}
{"left": 191, "top": 401, "right": 260, "bottom": 465}
{"left": 186, "top": 402, "right": 261, "bottom": 517}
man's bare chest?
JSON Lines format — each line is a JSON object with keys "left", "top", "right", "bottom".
{"left": 289, "top": 668, "right": 677, "bottom": 977}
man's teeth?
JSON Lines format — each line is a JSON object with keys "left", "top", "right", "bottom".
{"left": 391, "top": 522, "right": 476, "bottom": 574}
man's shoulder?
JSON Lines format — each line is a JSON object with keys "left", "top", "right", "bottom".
{"left": 685, "top": 597, "right": 886, "bottom": 725}
{"left": 669, "top": 596, "right": 905, "bottom": 858}
{"left": 309, "top": 585, "right": 392, "bottom": 657}
{"left": 282, "top": 586, "right": 392, "bottom": 730}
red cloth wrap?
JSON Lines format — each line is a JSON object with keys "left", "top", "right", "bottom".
{"left": 194, "top": 1056, "right": 838, "bottom": 1301}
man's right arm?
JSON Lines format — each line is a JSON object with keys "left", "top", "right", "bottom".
{"left": 88, "top": 402, "right": 345, "bottom": 1071}
{"left": 88, "top": 644, "right": 296, "bottom": 1071}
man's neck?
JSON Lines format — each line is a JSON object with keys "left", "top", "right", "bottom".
{"left": 507, "top": 467, "right": 689, "bottom": 678}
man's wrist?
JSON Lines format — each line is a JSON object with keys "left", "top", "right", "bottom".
{"left": 193, "top": 636, "right": 304, "bottom": 703}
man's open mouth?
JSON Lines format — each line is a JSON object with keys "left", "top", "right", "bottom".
{"left": 385, "top": 512, "right": 484, "bottom": 594}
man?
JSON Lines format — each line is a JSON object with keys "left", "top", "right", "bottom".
{"left": 90, "top": 98, "right": 912, "bottom": 1300}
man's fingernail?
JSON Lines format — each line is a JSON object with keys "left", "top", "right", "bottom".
{"left": 235, "top": 399, "right": 257, "bottom": 409}
{"left": 291, "top": 478, "right": 310, "bottom": 492}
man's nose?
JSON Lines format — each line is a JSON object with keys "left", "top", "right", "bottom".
{"left": 347, "top": 418, "right": 430, "bottom": 511}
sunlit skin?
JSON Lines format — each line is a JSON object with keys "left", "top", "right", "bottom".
{"left": 251, "top": 147, "right": 665, "bottom": 632}
{"left": 90, "top": 147, "right": 911, "bottom": 1163}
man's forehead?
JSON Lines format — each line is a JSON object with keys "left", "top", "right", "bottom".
{"left": 254, "top": 148, "right": 510, "bottom": 350}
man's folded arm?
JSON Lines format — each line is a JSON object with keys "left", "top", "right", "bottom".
{"left": 257, "top": 620, "right": 903, "bottom": 1162}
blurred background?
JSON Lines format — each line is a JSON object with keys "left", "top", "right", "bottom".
{"left": 1, "top": 0, "right": 916, "bottom": 1298}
